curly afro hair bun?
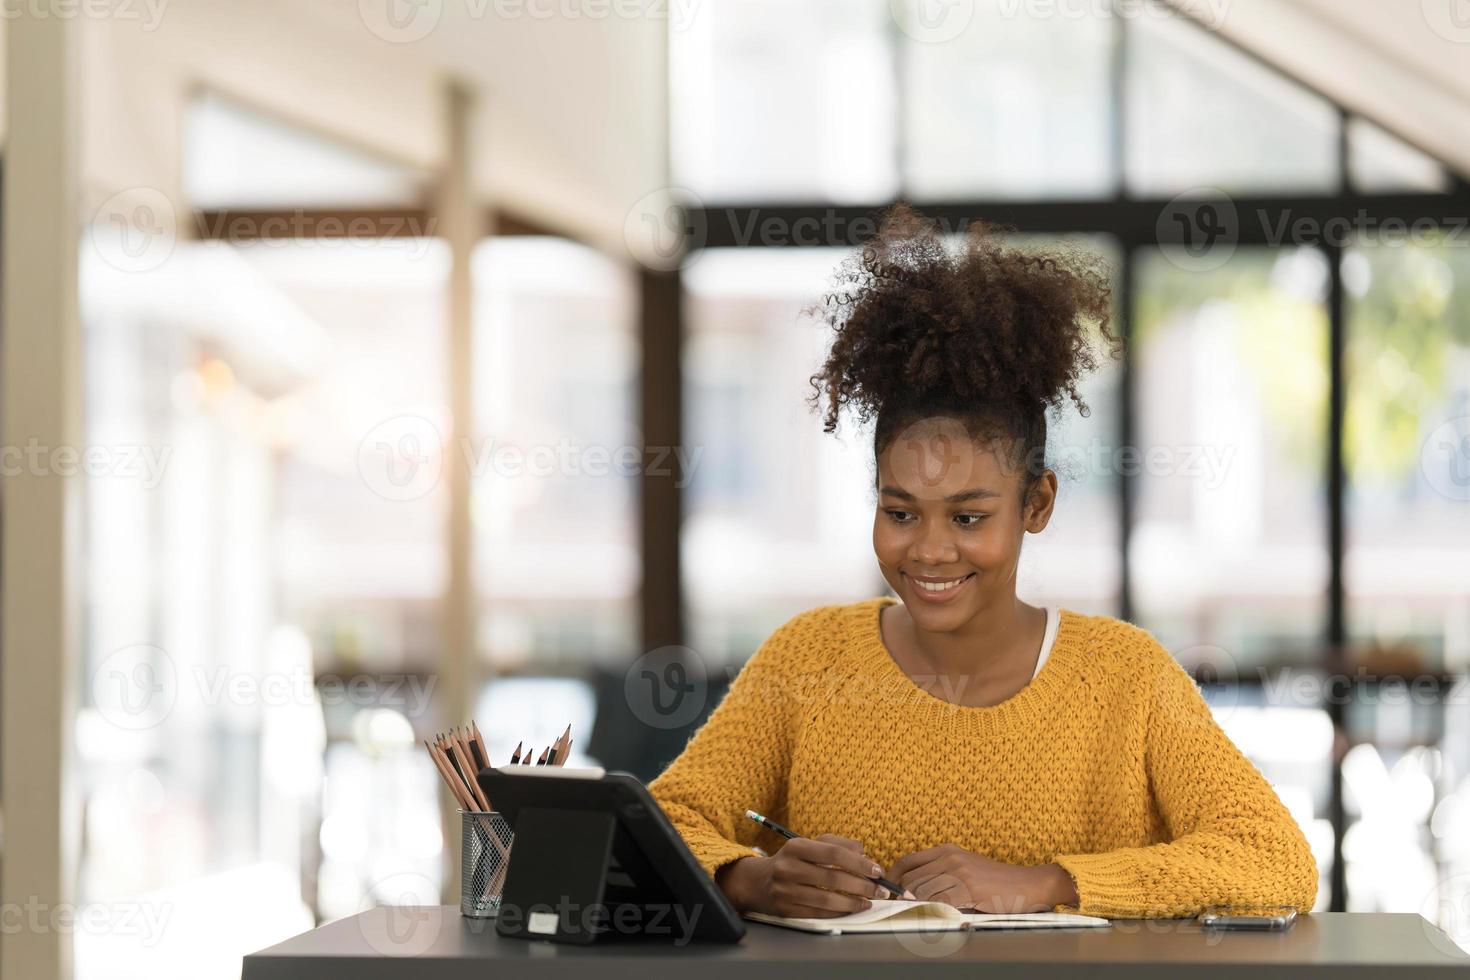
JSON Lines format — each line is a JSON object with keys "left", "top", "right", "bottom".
{"left": 808, "top": 204, "right": 1118, "bottom": 482}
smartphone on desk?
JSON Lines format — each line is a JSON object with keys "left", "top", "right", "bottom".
{"left": 1198, "top": 908, "right": 1297, "bottom": 931}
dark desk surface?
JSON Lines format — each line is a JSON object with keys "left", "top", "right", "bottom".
{"left": 242, "top": 907, "right": 1470, "bottom": 979}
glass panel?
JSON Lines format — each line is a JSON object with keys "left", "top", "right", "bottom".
{"left": 471, "top": 238, "right": 640, "bottom": 672}
{"left": 682, "top": 248, "right": 879, "bottom": 663}
{"left": 184, "top": 92, "right": 429, "bottom": 209}
{"left": 1003, "top": 235, "right": 1124, "bottom": 614}
{"left": 1432, "top": 681, "right": 1470, "bottom": 951}
{"left": 1204, "top": 695, "right": 1335, "bottom": 911}
{"left": 77, "top": 237, "right": 448, "bottom": 976}
{"left": 1342, "top": 743, "right": 1442, "bottom": 913}
{"left": 1344, "top": 238, "right": 1470, "bottom": 671}
{"left": 1126, "top": 15, "right": 1338, "bottom": 195}
{"left": 1347, "top": 117, "right": 1452, "bottom": 194}
{"left": 1131, "top": 247, "right": 1329, "bottom": 666}
{"left": 670, "top": 0, "right": 897, "bottom": 203}
{"left": 1345, "top": 233, "right": 1470, "bottom": 939}
{"left": 904, "top": 2, "right": 1114, "bottom": 200}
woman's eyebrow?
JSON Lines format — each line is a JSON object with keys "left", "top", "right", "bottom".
{"left": 878, "top": 485, "right": 1001, "bottom": 503}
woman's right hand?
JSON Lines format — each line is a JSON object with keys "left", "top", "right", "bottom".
{"left": 716, "top": 834, "right": 892, "bottom": 917}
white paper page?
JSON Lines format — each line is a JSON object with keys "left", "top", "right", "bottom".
{"left": 745, "top": 899, "right": 963, "bottom": 931}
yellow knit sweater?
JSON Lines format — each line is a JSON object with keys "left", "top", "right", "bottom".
{"left": 648, "top": 598, "right": 1319, "bottom": 919}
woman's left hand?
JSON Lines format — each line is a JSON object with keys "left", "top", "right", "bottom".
{"left": 887, "top": 844, "right": 1079, "bottom": 912}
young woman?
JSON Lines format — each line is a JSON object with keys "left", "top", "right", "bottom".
{"left": 649, "top": 206, "right": 1318, "bottom": 920}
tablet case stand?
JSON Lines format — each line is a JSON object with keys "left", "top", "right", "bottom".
{"left": 495, "top": 805, "right": 618, "bottom": 945}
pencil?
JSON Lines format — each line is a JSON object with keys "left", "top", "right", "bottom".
{"left": 463, "top": 726, "right": 486, "bottom": 770}
{"left": 426, "top": 741, "right": 472, "bottom": 810}
{"left": 536, "top": 746, "right": 548, "bottom": 766}
{"left": 449, "top": 735, "right": 491, "bottom": 810}
{"left": 743, "top": 810, "right": 909, "bottom": 898}
{"left": 510, "top": 740, "right": 523, "bottom": 765}
{"left": 471, "top": 721, "right": 491, "bottom": 768}
{"left": 428, "top": 737, "right": 507, "bottom": 898}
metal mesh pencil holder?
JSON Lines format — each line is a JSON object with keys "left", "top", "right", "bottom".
{"left": 460, "top": 810, "right": 514, "bottom": 918}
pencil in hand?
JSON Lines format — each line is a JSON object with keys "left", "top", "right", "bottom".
{"left": 744, "top": 809, "right": 912, "bottom": 899}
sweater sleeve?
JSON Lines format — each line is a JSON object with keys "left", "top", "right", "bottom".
{"left": 1051, "top": 638, "right": 1320, "bottom": 918}
{"left": 647, "top": 614, "right": 812, "bottom": 879}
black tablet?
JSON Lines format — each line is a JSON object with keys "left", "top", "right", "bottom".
{"left": 478, "top": 766, "right": 746, "bottom": 944}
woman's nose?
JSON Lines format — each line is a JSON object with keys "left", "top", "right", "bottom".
{"left": 911, "top": 519, "right": 958, "bottom": 566}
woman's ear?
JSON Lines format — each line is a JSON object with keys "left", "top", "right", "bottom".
{"left": 1022, "top": 470, "right": 1058, "bottom": 533}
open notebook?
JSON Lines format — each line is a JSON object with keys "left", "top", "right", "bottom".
{"left": 744, "top": 899, "right": 1109, "bottom": 935}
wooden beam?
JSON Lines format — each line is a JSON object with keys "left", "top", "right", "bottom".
{"left": 2, "top": 12, "right": 82, "bottom": 980}
{"left": 436, "top": 78, "right": 484, "bottom": 902}
{"left": 638, "top": 268, "right": 684, "bottom": 651}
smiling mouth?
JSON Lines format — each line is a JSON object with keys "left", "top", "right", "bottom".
{"left": 904, "top": 572, "right": 976, "bottom": 596}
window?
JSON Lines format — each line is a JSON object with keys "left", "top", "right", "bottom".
{"left": 1006, "top": 236, "right": 1124, "bottom": 614}
{"left": 905, "top": 2, "right": 1115, "bottom": 199}
{"left": 1347, "top": 118, "right": 1452, "bottom": 195}
{"left": 682, "top": 248, "right": 880, "bottom": 662}
{"left": 471, "top": 238, "right": 640, "bottom": 671}
{"left": 1125, "top": 15, "right": 1339, "bottom": 195}
{"left": 671, "top": 0, "right": 897, "bottom": 203}
{"left": 1344, "top": 238, "right": 1470, "bottom": 672}
{"left": 184, "top": 92, "right": 429, "bottom": 208}
{"left": 1131, "top": 247, "right": 1330, "bottom": 665}
{"left": 78, "top": 236, "right": 449, "bottom": 971}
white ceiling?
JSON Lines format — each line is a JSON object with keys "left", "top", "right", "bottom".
{"left": 1177, "top": 0, "right": 1470, "bottom": 180}
{"left": 73, "top": 0, "right": 667, "bottom": 252}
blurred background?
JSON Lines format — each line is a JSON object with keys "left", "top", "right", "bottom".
{"left": 2, "top": 0, "right": 1470, "bottom": 976}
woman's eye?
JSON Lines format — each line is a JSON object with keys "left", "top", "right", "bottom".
{"left": 885, "top": 509, "right": 914, "bottom": 524}
{"left": 954, "top": 513, "right": 988, "bottom": 527}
